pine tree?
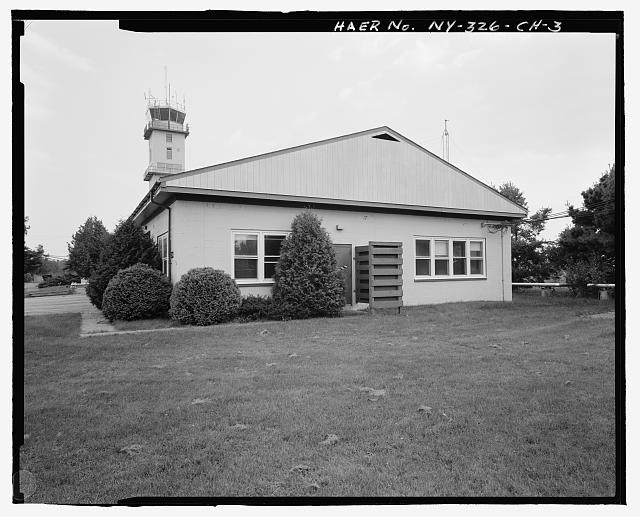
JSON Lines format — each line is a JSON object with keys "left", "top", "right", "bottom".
{"left": 67, "top": 216, "right": 109, "bottom": 279}
{"left": 87, "top": 218, "right": 162, "bottom": 309}
{"left": 272, "top": 211, "right": 344, "bottom": 319}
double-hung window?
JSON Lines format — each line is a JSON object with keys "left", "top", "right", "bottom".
{"left": 414, "top": 237, "right": 485, "bottom": 279}
{"left": 233, "top": 231, "right": 288, "bottom": 283}
{"left": 157, "top": 233, "right": 169, "bottom": 276}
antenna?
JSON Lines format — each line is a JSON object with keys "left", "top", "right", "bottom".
{"left": 164, "top": 65, "right": 168, "bottom": 103}
{"left": 442, "top": 119, "right": 450, "bottom": 162}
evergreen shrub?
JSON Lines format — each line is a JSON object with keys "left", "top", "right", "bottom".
{"left": 101, "top": 263, "right": 172, "bottom": 321}
{"left": 169, "top": 268, "right": 241, "bottom": 325}
{"left": 272, "top": 211, "right": 344, "bottom": 319}
{"left": 236, "top": 295, "right": 274, "bottom": 322}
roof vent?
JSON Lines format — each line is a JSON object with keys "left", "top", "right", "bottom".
{"left": 372, "top": 132, "right": 399, "bottom": 142}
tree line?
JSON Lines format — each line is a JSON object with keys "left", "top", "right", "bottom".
{"left": 497, "top": 163, "right": 615, "bottom": 294}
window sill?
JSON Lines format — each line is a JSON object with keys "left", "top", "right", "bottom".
{"left": 414, "top": 276, "right": 487, "bottom": 282}
{"left": 235, "top": 280, "right": 275, "bottom": 287}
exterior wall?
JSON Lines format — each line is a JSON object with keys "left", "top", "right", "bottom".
{"left": 169, "top": 200, "right": 513, "bottom": 305}
{"left": 149, "top": 129, "right": 186, "bottom": 169}
{"left": 144, "top": 208, "right": 169, "bottom": 252}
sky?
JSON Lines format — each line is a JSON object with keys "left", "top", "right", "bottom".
{"left": 20, "top": 19, "right": 616, "bottom": 257}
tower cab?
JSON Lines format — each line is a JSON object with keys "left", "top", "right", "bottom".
{"left": 143, "top": 95, "right": 189, "bottom": 187}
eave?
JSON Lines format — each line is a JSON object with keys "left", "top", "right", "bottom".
{"left": 132, "top": 184, "right": 527, "bottom": 226}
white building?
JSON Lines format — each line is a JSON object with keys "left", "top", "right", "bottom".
{"left": 131, "top": 99, "right": 526, "bottom": 306}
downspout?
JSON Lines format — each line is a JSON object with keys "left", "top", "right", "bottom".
{"left": 150, "top": 195, "right": 172, "bottom": 282}
{"left": 501, "top": 227, "right": 505, "bottom": 302}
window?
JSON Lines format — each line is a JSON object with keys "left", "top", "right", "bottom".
{"left": 453, "top": 241, "right": 467, "bottom": 275}
{"left": 415, "top": 239, "right": 430, "bottom": 276}
{"left": 166, "top": 133, "right": 173, "bottom": 143}
{"left": 434, "top": 240, "right": 449, "bottom": 276}
{"left": 414, "top": 237, "right": 485, "bottom": 279}
{"left": 157, "top": 233, "right": 169, "bottom": 276}
{"left": 233, "top": 231, "right": 288, "bottom": 282}
{"left": 470, "top": 241, "right": 484, "bottom": 275}
{"left": 166, "top": 147, "right": 172, "bottom": 160}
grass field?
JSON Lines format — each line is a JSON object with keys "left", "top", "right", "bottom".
{"left": 21, "top": 295, "right": 617, "bottom": 502}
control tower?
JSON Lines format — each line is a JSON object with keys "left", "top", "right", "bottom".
{"left": 143, "top": 91, "right": 190, "bottom": 187}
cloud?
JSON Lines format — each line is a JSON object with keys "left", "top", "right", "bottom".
{"left": 23, "top": 30, "right": 94, "bottom": 72}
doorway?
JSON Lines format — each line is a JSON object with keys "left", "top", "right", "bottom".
{"left": 332, "top": 244, "right": 353, "bottom": 305}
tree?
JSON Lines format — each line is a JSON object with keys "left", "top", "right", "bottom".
{"left": 24, "top": 244, "right": 45, "bottom": 275}
{"left": 87, "top": 218, "right": 162, "bottom": 309}
{"left": 23, "top": 217, "right": 45, "bottom": 275}
{"left": 498, "top": 182, "right": 554, "bottom": 282}
{"left": 272, "top": 211, "right": 344, "bottom": 319}
{"left": 554, "top": 165, "right": 615, "bottom": 288}
{"left": 67, "top": 216, "right": 109, "bottom": 279}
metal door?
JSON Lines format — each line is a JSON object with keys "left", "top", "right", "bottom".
{"left": 332, "top": 244, "right": 353, "bottom": 305}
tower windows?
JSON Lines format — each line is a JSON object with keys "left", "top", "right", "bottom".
{"left": 166, "top": 147, "right": 172, "bottom": 160}
{"left": 166, "top": 133, "right": 172, "bottom": 143}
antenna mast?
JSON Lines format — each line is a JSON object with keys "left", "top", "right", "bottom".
{"left": 442, "top": 119, "right": 450, "bottom": 162}
{"left": 164, "top": 65, "right": 168, "bottom": 103}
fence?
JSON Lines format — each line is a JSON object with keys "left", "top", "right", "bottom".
{"left": 512, "top": 282, "right": 615, "bottom": 300}
{"left": 355, "top": 242, "right": 403, "bottom": 313}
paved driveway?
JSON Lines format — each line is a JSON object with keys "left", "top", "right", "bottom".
{"left": 24, "top": 292, "right": 98, "bottom": 316}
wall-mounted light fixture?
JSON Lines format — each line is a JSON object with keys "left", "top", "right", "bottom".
{"left": 336, "top": 224, "right": 344, "bottom": 231}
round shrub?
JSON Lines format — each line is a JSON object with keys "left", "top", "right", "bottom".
{"left": 169, "top": 268, "right": 241, "bottom": 325}
{"left": 101, "top": 263, "right": 172, "bottom": 321}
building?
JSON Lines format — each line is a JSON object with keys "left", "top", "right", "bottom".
{"left": 131, "top": 98, "right": 527, "bottom": 306}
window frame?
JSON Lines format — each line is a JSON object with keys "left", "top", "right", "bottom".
{"left": 157, "top": 232, "right": 169, "bottom": 277}
{"left": 414, "top": 237, "right": 486, "bottom": 280}
{"left": 232, "top": 230, "right": 290, "bottom": 284}
{"left": 166, "top": 147, "right": 172, "bottom": 160}
{"left": 166, "top": 133, "right": 173, "bottom": 143}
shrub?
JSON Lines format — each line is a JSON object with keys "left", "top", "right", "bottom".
{"left": 87, "top": 218, "right": 161, "bottom": 309}
{"left": 24, "top": 273, "right": 34, "bottom": 282}
{"left": 101, "top": 263, "right": 172, "bottom": 321}
{"left": 169, "top": 268, "right": 241, "bottom": 325}
{"left": 564, "top": 254, "right": 614, "bottom": 297}
{"left": 236, "top": 295, "right": 274, "bottom": 322}
{"left": 38, "top": 276, "right": 72, "bottom": 288}
{"left": 272, "top": 211, "right": 344, "bottom": 319}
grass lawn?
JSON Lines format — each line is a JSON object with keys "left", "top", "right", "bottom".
{"left": 22, "top": 295, "right": 616, "bottom": 502}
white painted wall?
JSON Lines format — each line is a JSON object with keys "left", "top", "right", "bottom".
{"left": 144, "top": 208, "right": 169, "bottom": 248}
{"left": 148, "top": 130, "right": 186, "bottom": 169}
{"left": 164, "top": 200, "right": 512, "bottom": 305}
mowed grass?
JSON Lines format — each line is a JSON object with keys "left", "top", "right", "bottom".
{"left": 22, "top": 295, "right": 616, "bottom": 502}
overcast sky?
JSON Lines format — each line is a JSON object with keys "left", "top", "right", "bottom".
{"left": 20, "top": 20, "right": 615, "bottom": 257}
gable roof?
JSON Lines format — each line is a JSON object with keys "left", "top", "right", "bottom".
{"left": 133, "top": 126, "right": 527, "bottom": 223}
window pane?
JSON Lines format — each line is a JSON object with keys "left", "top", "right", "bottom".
{"left": 453, "top": 258, "right": 466, "bottom": 275}
{"left": 234, "top": 258, "right": 258, "bottom": 279}
{"left": 264, "top": 262, "right": 277, "bottom": 279}
{"left": 264, "top": 235, "right": 285, "bottom": 256}
{"left": 470, "top": 259, "right": 484, "bottom": 275}
{"left": 416, "top": 239, "right": 430, "bottom": 257}
{"left": 234, "top": 234, "right": 258, "bottom": 256}
{"left": 470, "top": 241, "right": 483, "bottom": 257}
{"left": 416, "top": 258, "right": 430, "bottom": 276}
{"left": 435, "top": 240, "right": 449, "bottom": 257}
{"left": 435, "top": 259, "right": 449, "bottom": 275}
{"left": 453, "top": 241, "right": 466, "bottom": 257}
